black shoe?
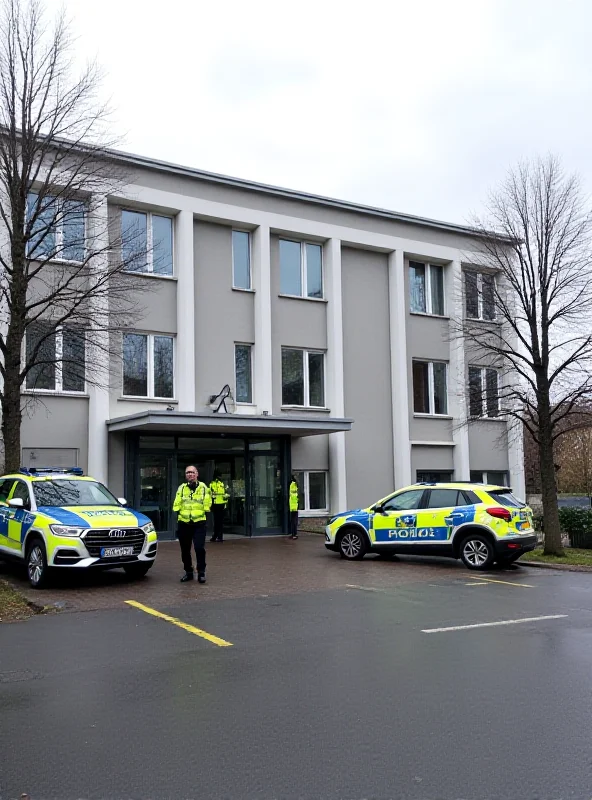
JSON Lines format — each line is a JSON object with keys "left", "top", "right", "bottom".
{"left": 198, "top": 573, "right": 206, "bottom": 584}
{"left": 180, "top": 572, "right": 194, "bottom": 582}
{"left": 209, "top": 537, "right": 216, "bottom": 543}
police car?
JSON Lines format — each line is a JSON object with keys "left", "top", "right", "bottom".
{"left": 325, "top": 481, "right": 536, "bottom": 570}
{"left": 0, "top": 467, "right": 158, "bottom": 588}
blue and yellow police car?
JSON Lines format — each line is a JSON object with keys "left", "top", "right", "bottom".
{"left": 0, "top": 467, "right": 158, "bottom": 588}
{"left": 325, "top": 481, "right": 536, "bottom": 570}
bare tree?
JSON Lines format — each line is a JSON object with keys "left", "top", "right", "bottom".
{"left": 460, "top": 156, "right": 592, "bottom": 555}
{"left": 0, "top": 0, "right": 151, "bottom": 472}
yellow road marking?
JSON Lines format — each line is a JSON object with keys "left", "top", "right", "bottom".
{"left": 468, "top": 575, "right": 534, "bottom": 588}
{"left": 125, "top": 600, "right": 233, "bottom": 647}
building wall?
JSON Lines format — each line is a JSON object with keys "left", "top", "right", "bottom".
{"left": 21, "top": 397, "right": 89, "bottom": 472}
{"left": 341, "top": 246, "right": 394, "bottom": 508}
{"left": 10, "top": 149, "right": 525, "bottom": 513}
{"left": 291, "top": 435, "right": 329, "bottom": 471}
{"left": 194, "top": 220, "right": 255, "bottom": 410}
{"left": 468, "top": 422, "right": 509, "bottom": 472}
{"left": 108, "top": 432, "right": 126, "bottom": 497}
{"left": 269, "top": 235, "right": 327, "bottom": 415}
{"left": 130, "top": 165, "right": 478, "bottom": 252}
{"left": 411, "top": 445, "right": 455, "bottom": 476}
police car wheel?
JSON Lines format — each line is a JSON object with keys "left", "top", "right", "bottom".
{"left": 26, "top": 538, "right": 49, "bottom": 589}
{"left": 339, "top": 528, "right": 367, "bottom": 560}
{"left": 123, "top": 563, "right": 152, "bottom": 580}
{"left": 460, "top": 535, "right": 494, "bottom": 571}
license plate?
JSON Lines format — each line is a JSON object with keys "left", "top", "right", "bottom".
{"left": 100, "top": 546, "right": 134, "bottom": 558}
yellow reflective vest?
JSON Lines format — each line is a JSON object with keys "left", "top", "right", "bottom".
{"left": 289, "top": 480, "right": 299, "bottom": 512}
{"left": 173, "top": 482, "right": 212, "bottom": 523}
{"left": 210, "top": 479, "right": 229, "bottom": 506}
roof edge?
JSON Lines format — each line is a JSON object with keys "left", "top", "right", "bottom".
{"left": 107, "top": 146, "right": 479, "bottom": 237}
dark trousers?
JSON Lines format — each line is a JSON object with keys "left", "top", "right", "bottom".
{"left": 212, "top": 504, "right": 225, "bottom": 540}
{"left": 177, "top": 521, "right": 207, "bottom": 574}
{"left": 290, "top": 511, "right": 299, "bottom": 537}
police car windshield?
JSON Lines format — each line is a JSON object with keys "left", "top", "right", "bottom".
{"left": 33, "top": 480, "right": 119, "bottom": 507}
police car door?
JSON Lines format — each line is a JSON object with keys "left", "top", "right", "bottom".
{"left": 416, "top": 488, "right": 470, "bottom": 545}
{"left": 6, "top": 480, "right": 32, "bottom": 552}
{"left": 0, "top": 479, "right": 16, "bottom": 553}
{"left": 371, "top": 488, "right": 426, "bottom": 544}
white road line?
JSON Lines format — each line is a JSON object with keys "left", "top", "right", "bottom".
{"left": 465, "top": 581, "right": 488, "bottom": 586}
{"left": 422, "top": 614, "right": 568, "bottom": 633}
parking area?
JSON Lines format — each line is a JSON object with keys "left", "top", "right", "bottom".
{"left": 3, "top": 535, "right": 592, "bottom": 799}
{"left": 1, "top": 532, "right": 479, "bottom": 612}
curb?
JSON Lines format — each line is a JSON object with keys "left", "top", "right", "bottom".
{"left": 518, "top": 560, "right": 592, "bottom": 573}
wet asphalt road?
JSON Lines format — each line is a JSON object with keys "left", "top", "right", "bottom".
{"left": 1, "top": 566, "right": 592, "bottom": 800}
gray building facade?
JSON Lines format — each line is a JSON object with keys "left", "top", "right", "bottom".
{"left": 19, "top": 150, "right": 524, "bottom": 538}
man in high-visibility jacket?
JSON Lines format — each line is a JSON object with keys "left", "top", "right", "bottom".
{"left": 173, "top": 465, "right": 212, "bottom": 583}
{"left": 289, "top": 474, "right": 299, "bottom": 539}
{"left": 209, "top": 471, "right": 229, "bottom": 543}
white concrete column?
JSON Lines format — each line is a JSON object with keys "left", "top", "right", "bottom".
{"left": 252, "top": 224, "right": 273, "bottom": 414}
{"left": 388, "top": 249, "right": 412, "bottom": 487}
{"left": 175, "top": 210, "right": 196, "bottom": 411}
{"left": 508, "top": 417, "right": 526, "bottom": 499}
{"left": 87, "top": 199, "right": 110, "bottom": 483}
{"left": 325, "top": 238, "right": 347, "bottom": 513}
{"left": 448, "top": 258, "right": 471, "bottom": 480}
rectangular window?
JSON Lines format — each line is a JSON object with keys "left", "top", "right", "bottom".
{"left": 25, "top": 323, "right": 86, "bottom": 392}
{"left": 417, "top": 471, "right": 453, "bottom": 483}
{"left": 412, "top": 360, "right": 448, "bottom": 415}
{"left": 281, "top": 348, "right": 325, "bottom": 407}
{"left": 409, "top": 261, "right": 445, "bottom": 315}
{"left": 470, "top": 470, "right": 508, "bottom": 486}
{"left": 232, "top": 230, "right": 251, "bottom": 290}
{"left": 121, "top": 209, "right": 173, "bottom": 276}
{"left": 465, "top": 271, "right": 496, "bottom": 320}
{"left": 26, "top": 193, "right": 86, "bottom": 262}
{"left": 62, "top": 328, "right": 86, "bottom": 392}
{"left": 280, "top": 239, "right": 323, "bottom": 299}
{"left": 468, "top": 366, "right": 499, "bottom": 418}
{"left": 293, "top": 471, "right": 329, "bottom": 512}
{"left": 123, "top": 333, "right": 174, "bottom": 398}
{"left": 235, "top": 344, "right": 252, "bottom": 403}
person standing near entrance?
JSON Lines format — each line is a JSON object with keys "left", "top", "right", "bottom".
{"left": 173, "top": 466, "right": 212, "bottom": 583}
{"left": 289, "top": 474, "right": 299, "bottom": 539}
{"left": 209, "top": 471, "right": 229, "bottom": 542}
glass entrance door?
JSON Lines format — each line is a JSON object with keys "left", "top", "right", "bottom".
{"left": 248, "top": 451, "right": 282, "bottom": 534}
{"left": 138, "top": 453, "right": 174, "bottom": 535}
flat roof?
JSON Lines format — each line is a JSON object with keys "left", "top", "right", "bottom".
{"left": 106, "top": 410, "right": 353, "bottom": 437}
{"left": 108, "top": 145, "right": 478, "bottom": 237}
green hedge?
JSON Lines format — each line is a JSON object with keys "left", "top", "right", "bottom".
{"left": 558, "top": 507, "right": 592, "bottom": 549}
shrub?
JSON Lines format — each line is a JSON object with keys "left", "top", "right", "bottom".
{"left": 557, "top": 507, "right": 592, "bottom": 549}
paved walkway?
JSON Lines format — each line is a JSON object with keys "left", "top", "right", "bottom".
{"left": 0, "top": 533, "right": 471, "bottom": 613}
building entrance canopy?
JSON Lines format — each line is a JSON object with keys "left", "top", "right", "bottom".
{"left": 109, "top": 411, "right": 352, "bottom": 540}
{"left": 106, "top": 410, "right": 353, "bottom": 437}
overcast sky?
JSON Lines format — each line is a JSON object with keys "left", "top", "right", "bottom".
{"left": 47, "top": 0, "right": 592, "bottom": 225}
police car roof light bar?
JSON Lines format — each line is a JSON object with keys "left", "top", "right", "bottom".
{"left": 20, "top": 466, "right": 84, "bottom": 476}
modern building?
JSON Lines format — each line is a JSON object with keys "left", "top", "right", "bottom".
{"left": 20, "top": 150, "right": 525, "bottom": 538}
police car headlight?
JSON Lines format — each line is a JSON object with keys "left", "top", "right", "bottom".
{"left": 50, "top": 525, "right": 84, "bottom": 537}
{"left": 141, "top": 522, "right": 155, "bottom": 534}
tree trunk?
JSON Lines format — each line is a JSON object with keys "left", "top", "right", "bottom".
{"left": 1, "top": 363, "right": 22, "bottom": 473}
{"left": 539, "top": 413, "right": 563, "bottom": 556}
{"left": 2, "top": 236, "right": 27, "bottom": 474}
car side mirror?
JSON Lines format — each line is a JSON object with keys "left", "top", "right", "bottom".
{"left": 8, "top": 497, "right": 24, "bottom": 508}
{"left": 118, "top": 497, "right": 127, "bottom": 506}
{"left": 374, "top": 504, "right": 385, "bottom": 515}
